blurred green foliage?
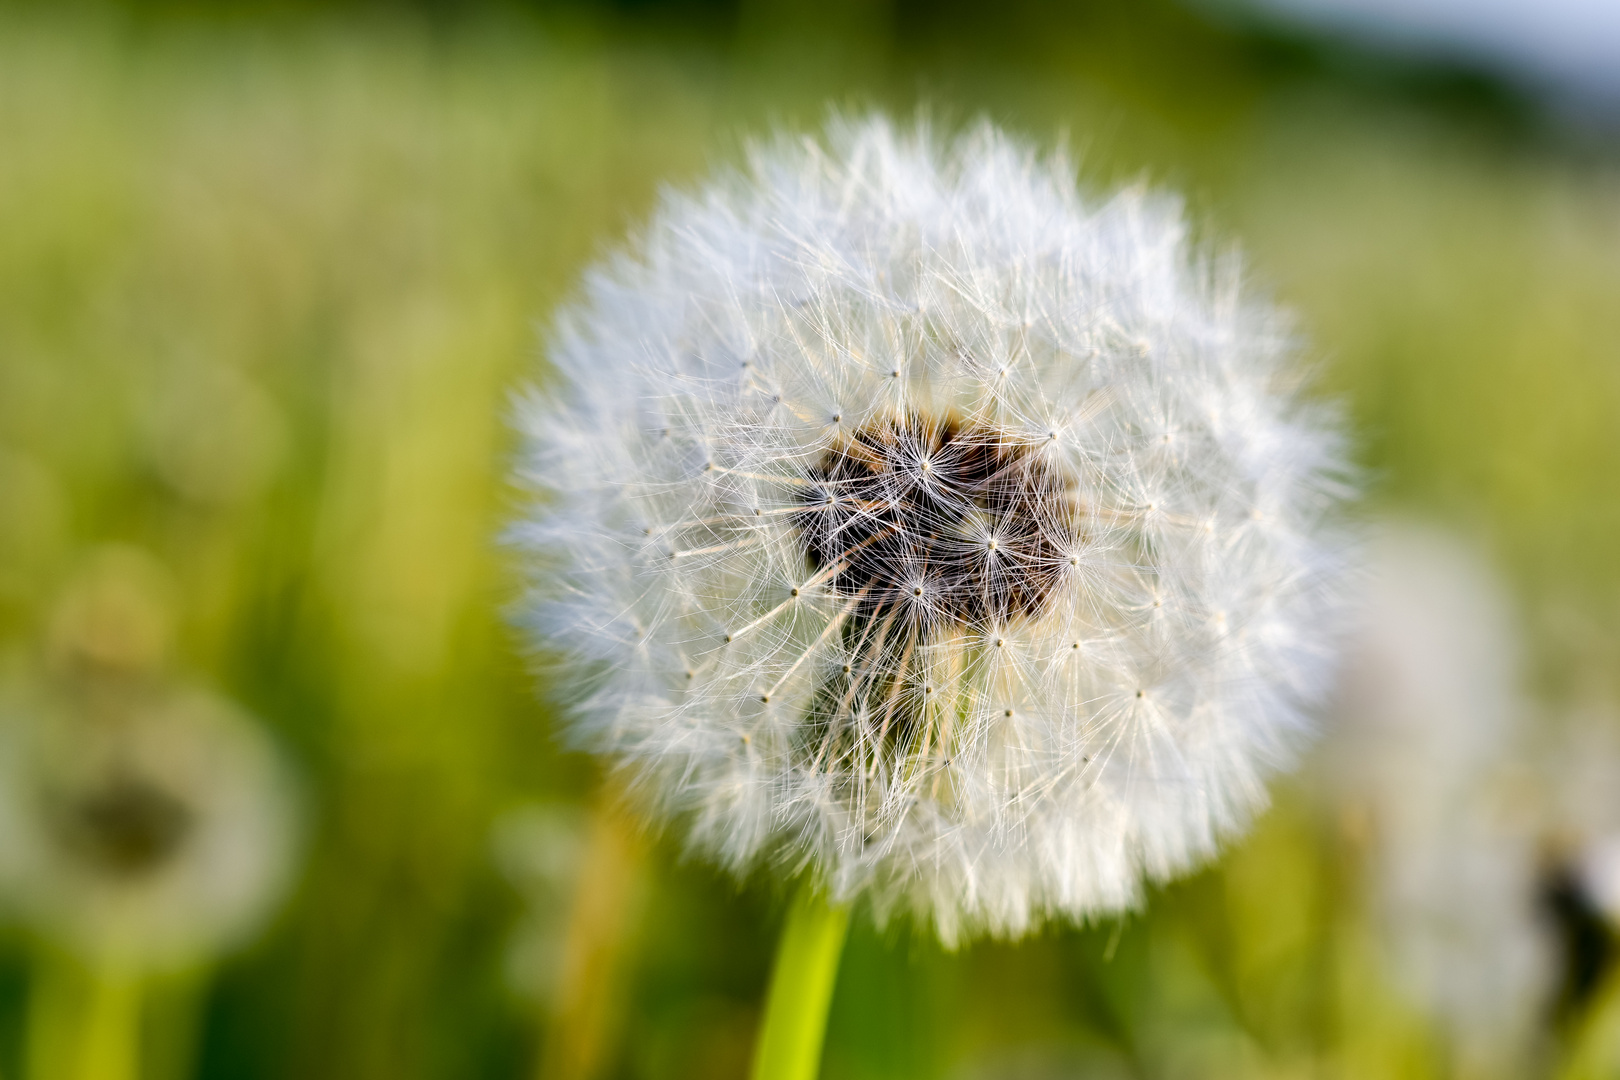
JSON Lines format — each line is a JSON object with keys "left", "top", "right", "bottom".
{"left": 2, "top": 1, "right": 1620, "bottom": 1078}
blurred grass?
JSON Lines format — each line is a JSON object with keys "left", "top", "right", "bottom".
{"left": 2, "top": 2, "right": 1620, "bottom": 1078}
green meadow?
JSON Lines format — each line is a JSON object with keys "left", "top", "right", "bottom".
{"left": 3, "top": 3, "right": 1620, "bottom": 1077}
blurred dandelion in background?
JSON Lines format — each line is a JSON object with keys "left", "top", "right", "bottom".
{"left": 0, "top": 547, "right": 299, "bottom": 1080}
{"left": 1322, "top": 522, "right": 1553, "bottom": 1077}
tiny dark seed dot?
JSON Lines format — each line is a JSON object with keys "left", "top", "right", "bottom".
{"left": 841, "top": 664, "right": 852, "bottom": 674}
{"left": 994, "top": 639, "right": 1004, "bottom": 648}
{"left": 753, "top": 508, "right": 762, "bottom": 516}
{"left": 723, "top": 634, "right": 733, "bottom": 643}
{"left": 703, "top": 461, "right": 714, "bottom": 471}
{"left": 1004, "top": 708, "right": 1014, "bottom": 717}
{"left": 760, "top": 694, "right": 771, "bottom": 703}
{"left": 1071, "top": 642, "right": 1080, "bottom": 650}
{"left": 1135, "top": 690, "right": 1145, "bottom": 698}
{"left": 923, "top": 685, "right": 933, "bottom": 695}
{"left": 912, "top": 586, "right": 924, "bottom": 597}
{"left": 790, "top": 588, "right": 800, "bottom": 597}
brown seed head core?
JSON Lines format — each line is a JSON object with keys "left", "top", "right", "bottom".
{"left": 796, "top": 415, "right": 1075, "bottom": 635}
{"left": 50, "top": 771, "right": 195, "bottom": 879}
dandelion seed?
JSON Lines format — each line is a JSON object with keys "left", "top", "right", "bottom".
{"left": 515, "top": 116, "right": 1351, "bottom": 944}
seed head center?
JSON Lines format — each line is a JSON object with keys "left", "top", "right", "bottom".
{"left": 49, "top": 771, "right": 195, "bottom": 879}
{"left": 796, "top": 415, "right": 1074, "bottom": 632}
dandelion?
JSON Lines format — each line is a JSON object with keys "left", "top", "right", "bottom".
{"left": 514, "top": 117, "right": 1351, "bottom": 1077}
{"left": 0, "top": 547, "right": 299, "bottom": 1078}
{"left": 1324, "top": 522, "right": 1552, "bottom": 1076}
{"left": 0, "top": 685, "right": 297, "bottom": 969}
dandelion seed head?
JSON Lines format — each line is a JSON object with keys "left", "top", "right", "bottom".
{"left": 515, "top": 116, "right": 1352, "bottom": 943}
{"left": 0, "top": 685, "right": 299, "bottom": 973}
{"left": 0, "top": 547, "right": 301, "bottom": 974}
{"left": 1323, "top": 522, "right": 1551, "bottom": 1070}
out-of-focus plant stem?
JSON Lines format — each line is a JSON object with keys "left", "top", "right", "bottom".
{"left": 28, "top": 952, "right": 143, "bottom": 1080}
{"left": 750, "top": 887, "right": 850, "bottom": 1080}
{"left": 539, "top": 802, "right": 644, "bottom": 1080}
{"left": 76, "top": 963, "right": 140, "bottom": 1080}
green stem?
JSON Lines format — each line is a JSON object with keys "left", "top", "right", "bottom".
{"left": 27, "top": 951, "right": 143, "bottom": 1080}
{"left": 750, "top": 886, "right": 851, "bottom": 1080}
{"left": 75, "top": 962, "right": 141, "bottom": 1080}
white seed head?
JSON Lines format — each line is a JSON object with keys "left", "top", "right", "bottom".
{"left": 1324, "top": 522, "right": 1551, "bottom": 1069}
{"left": 0, "top": 682, "right": 300, "bottom": 974}
{"left": 514, "top": 117, "right": 1352, "bottom": 943}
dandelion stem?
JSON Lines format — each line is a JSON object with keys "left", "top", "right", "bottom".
{"left": 749, "top": 886, "right": 850, "bottom": 1080}
{"left": 79, "top": 964, "right": 140, "bottom": 1080}
{"left": 27, "top": 950, "right": 144, "bottom": 1080}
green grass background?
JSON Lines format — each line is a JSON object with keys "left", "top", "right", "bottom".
{"left": 2, "top": 2, "right": 1620, "bottom": 1077}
